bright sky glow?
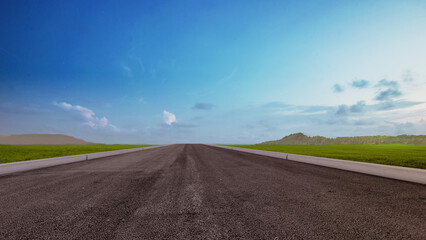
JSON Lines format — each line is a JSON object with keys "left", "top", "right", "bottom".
{"left": 1, "top": 0, "right": 426, "bottom": 144}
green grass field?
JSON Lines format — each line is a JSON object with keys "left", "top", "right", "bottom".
{"left": 0, "top": 145, "right": 153, "bottom": 164}
{"left": 228, "top": 144, "right": 426, "bottom": 169}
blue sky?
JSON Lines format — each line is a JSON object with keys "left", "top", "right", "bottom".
{"left": 1, "top": 0, "right": 426, "bottom": 144}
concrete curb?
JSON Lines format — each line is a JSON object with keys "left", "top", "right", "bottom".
{"left": 210, "top": 145, "right": 426, "bottom": 185}
{"left": 0, "top": 145, "right": 166, "bottom": 176}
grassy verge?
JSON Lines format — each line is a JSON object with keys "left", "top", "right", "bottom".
{"left": 227, "top": 144, "right": 426, "bottom": 169}
{"left": 0, "top": 145, "right": 154, "bottom": 164}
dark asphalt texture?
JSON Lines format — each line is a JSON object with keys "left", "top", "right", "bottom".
{"left": 0, "top": 144, "right": 425, "bottom": 239}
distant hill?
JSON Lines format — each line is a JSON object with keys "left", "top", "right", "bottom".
{"left": 261, "top": 132, "right": 426, "bottom": 145}
{"left": 0, "top": 134, "right": 95, "bottom": 145}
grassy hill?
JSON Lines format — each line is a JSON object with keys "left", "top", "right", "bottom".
{"left": 262, "top": 133, "right": 426, "bottom": 145}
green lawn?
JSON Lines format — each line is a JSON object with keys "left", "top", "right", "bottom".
{"left": 227, "top": 144, "right": 426, "bottom": 169}
{"left": 0, "top": 145, "right": 153, "bottom": 164}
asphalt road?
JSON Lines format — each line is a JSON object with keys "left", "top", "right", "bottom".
{"left": 0, "top": 144, "right": 425, "bottom": 239}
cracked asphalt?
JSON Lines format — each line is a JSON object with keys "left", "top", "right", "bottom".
{"left": 0, "top": 144, "right": 425, "bottom": 239}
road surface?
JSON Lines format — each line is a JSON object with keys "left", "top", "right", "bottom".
{"left": 0, "top": 144, "right": 425, "bottom": 239}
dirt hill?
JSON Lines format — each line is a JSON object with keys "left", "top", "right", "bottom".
{"left": 0, "top": 134, "right": 94, "bottom": 145}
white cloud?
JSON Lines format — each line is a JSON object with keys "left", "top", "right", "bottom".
{"left": 54, "top": 101, "right": 112, "bottom": 129}
{"left": 163, "top": 110, "right": 176, "bottom": 125}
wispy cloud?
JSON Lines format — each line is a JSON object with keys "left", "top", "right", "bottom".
{"left": 0, "top": 47, "right": 20, "bottom": 62}
{"left": 351, "top": 79, "right": 369, "bottom": 88}
{"left": 138, "top": 97, "right": 147, "bottom": 104}
{"left": 333, "top": 84, "right": 344, "bottom": 93}
{"left": 54, "top": 101, "right": 115, "bottom": 129}
{"left": 191, "top": 67, "right": 238, "bottom": 97}
{"left": 262, "top": 101, "right": 332, "bottom": 115}
{"left": 133, "top": 56, "right": 145, "bottom": 73}
{"left": 192, "top": 102, "right": 214, "bottom": 110}
{"left": 374, "top": 100, "right": 422, "bottom": 111}
{"left": 122, "top": 64, "right": 132, "bottom": 77}
{"left": 263, "top": 102, "right": 290, "bottom": 108}
{"left": 163, "top": 110, "right": 176, "bottom": 125}
{"left": 376, "top": 79, "right": 398, "bottom": 88}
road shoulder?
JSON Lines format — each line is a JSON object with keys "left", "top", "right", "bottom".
{"left": 0, "top": 145, "right": 166, "bottom": 176}
{"left": 209, "top": 145, "right": 426, "bottom": 184}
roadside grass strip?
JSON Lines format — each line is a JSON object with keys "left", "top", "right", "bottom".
{"left": 0, "top": 145, "right": 153, "bottom": 164}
